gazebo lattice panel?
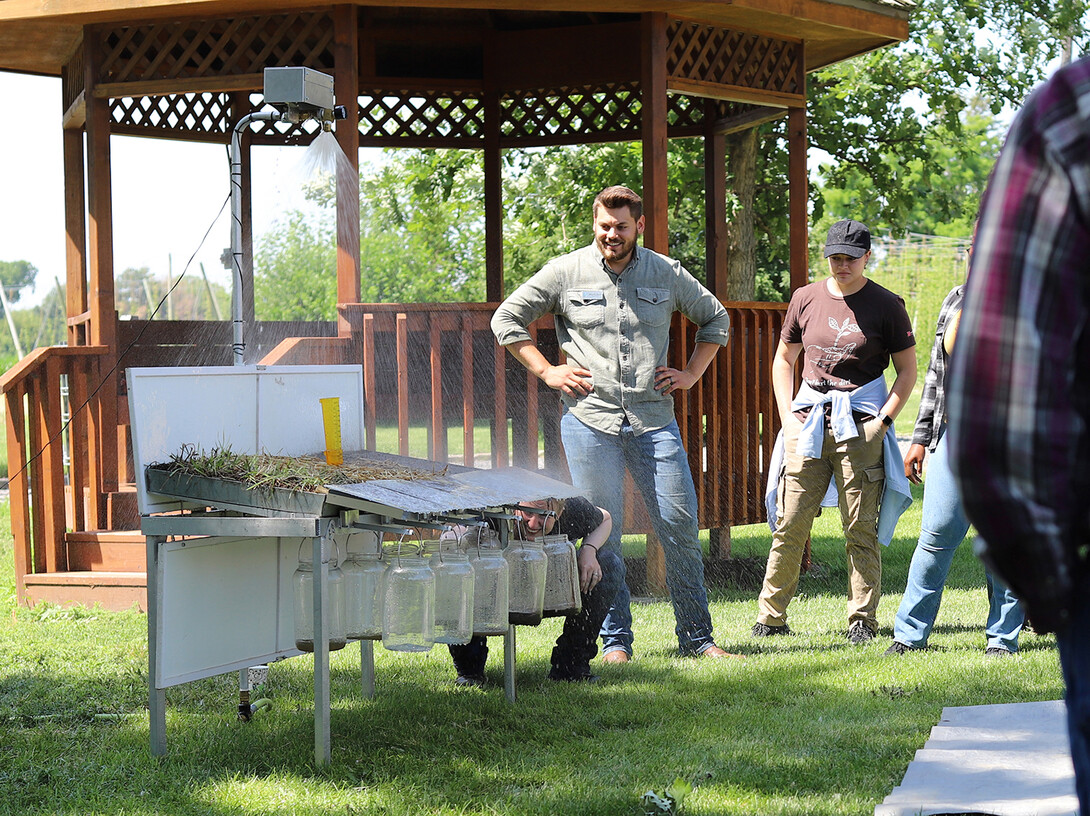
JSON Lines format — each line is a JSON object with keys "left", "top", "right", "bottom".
{"left": 111, "top": 93, "right": 234, "bottom": 137}
{"left": 667, "top": 20, "right": 802, "bottom": 98}
{"left": 501, "top": 83, "right": 642, "bottom": 143}
{"left": 358, "top": 90, "right": 485, "bottom": 143}
{"left": 93, "top": 12, "right": 335, "bottom": 85}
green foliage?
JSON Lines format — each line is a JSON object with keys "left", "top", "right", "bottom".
{"left": 253, "top": 212, "right": 338, "bottom": 320}
{"left": 808, "top": 0, "right": 1089, "bottom": 232}
{"left": 358, "top": 149, "right": 486, "bottom": 303}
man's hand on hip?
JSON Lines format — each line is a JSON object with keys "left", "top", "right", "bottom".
{"left": 543, "top": 364, "right": 593, "bottom": 397}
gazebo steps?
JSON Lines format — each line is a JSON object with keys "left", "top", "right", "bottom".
{"left": 66, "top": 529, "right": 145, "bottom": 572}
{"left": 22, "top": 570, "right": 147, "bottom": 612}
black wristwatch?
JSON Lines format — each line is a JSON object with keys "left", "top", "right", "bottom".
{"left": 878, "top": 413, "right": 893, "bottom": 428}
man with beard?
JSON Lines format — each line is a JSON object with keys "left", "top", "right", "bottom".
{"left": 491, "top": 185, "right": 737, "bottom": 662}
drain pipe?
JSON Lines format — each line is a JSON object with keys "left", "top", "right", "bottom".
{"left": 228, "top": 110, "right": 282, "bottom": 366}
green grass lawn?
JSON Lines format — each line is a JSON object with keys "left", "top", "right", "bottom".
{"left": 0, "top": 485, "right": 1062, "bottom": 816}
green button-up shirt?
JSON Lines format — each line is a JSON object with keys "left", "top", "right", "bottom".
{"left": 491, "top": 243, "right": 730, "bottom": 436}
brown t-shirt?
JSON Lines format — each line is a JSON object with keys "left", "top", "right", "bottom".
{"left": 782, "top": 278, "right": 915, "bottom": 392}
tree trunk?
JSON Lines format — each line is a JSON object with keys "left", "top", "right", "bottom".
{"left": 725, "top": 127, "right": 758, "bottom": 302}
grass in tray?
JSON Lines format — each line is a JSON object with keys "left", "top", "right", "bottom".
{"left": 157, "top": 443, "right": 442, "bottom": 493}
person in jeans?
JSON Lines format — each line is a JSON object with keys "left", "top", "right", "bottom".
{"left": 886, "top": 284, "right": 1024, "bottom": 657}
{"left": 949, "top": 55, "right": 1090, "bottom": 813}
{"left": 755, "top": 219, "right": 916, "bottom": 644}
{"left": 449, "top": 496, "right": 619, "bottom": 685}
{"left": 490, "top": 185, "right": 737, "bottom": 662}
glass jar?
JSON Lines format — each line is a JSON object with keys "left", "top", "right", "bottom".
{"left": 426, "top": 541, "right": 475, "bottom": 645}
{"left": 292, "top": 539, "right": 347, "bottom": 653}
{"left": 381, "top": 546, "right": 435, "bottom": 652}
{"left": 462, "top": 526, "right": 509, "bottom": 636}
{"left": 504, "top": 537, "right": 547, "bottom": 626}
{"left": 541, "top": 534, "right": 582, "bottom": 618}
{"left": 341, "top": 532, "right": 385, "bottom": 641}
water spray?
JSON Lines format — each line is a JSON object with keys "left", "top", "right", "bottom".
{"left": 227, "top": 67, "right": 348, "bottom": 365}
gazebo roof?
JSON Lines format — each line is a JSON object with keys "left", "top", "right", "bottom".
{"left": 1, "top": 0, "right": 910, "bottom": 79}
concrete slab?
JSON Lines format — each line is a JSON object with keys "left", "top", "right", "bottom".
{"left": 876, "top": 700, "right": 1078, "bottom": 816}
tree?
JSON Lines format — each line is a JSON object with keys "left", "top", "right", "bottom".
{"left": 0, "top": 260, "right": 37, "bottom": 308}
{"left": 253, "top": 212, "right": 338, "bottom": 320}
{"left": 807, "top": 0, "right": 1089, "bottom": 231}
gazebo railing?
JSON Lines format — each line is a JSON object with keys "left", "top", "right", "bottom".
{"left": 1, "top": 345, "right": 109, "bottom": 602}
{"left": 2, "top": 301, "right": 786, "bottom": 605}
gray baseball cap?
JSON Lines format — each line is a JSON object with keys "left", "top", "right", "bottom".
{"left": 823, "top": 219, "right": 871, "bottom": 258}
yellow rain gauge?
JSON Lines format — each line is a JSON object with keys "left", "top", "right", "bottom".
{"left": 320, "top": 397, "right": 343, "bottom": 466}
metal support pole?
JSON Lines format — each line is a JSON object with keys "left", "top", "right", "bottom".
{"left": 312, "top": 534, "right": 331, "bottom": 766}
{"left": 504, "top": 625, "right": 516, "bottom": 702}
{"left": 360, "top": 640, "right": 375, "bottom": 699}
{"left": 146, "top": 534, "right": 167, "bottom": 757}
{"left": 229, "top": 111, "right": 281, "bottom": 366}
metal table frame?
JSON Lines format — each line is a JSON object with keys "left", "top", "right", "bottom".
{"left": 142, "top": 510, "right": 522, "bottom": 767}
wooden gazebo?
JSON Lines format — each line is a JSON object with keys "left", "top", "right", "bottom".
{"left": 0, "top": 0, "right": 910, "bottom": 610}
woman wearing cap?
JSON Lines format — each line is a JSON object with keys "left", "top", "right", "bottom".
{"left": 753, "top": 219, "right": 916, "bottom": 644}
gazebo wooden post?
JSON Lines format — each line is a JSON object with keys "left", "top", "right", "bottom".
{"left": 641, "top": 10, "right": 669, "bottom": 594}
{"left": 333, "top": 4, "right": 361, "bottom": 329}
{"left": 703, "top": 101, "right": 731, "bottom": 560}
{"left": 61, "top": 59, "right": 88, "bottom": 349}
{"left": 703, "top": 102, "right": 729, "bottom": 301}
{"left": 483, "top": 48, "right": 503, "bottom": 304}
{"left": 788, "top": 94, "right": 809, "bottom": 291}
{"left": 84, "top": 29, "right": 119, "bottom": 504}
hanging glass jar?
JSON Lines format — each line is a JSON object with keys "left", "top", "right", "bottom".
{"left": 381, "top": 541, "right": 435, "bottom": 652}
{"left": 426, "top": 540, "right": 475, "bottom": 645}
{"left": 461, "top": 526, "right": 509, "bottom": 636}
{"left": 504, "top": 537, "right": 548, "bottom": 626}
{"left": 541, "top": 534, "right": 582, "bottom": 617}
{"left": 341, "top": 531, "right": 385, "bottom": 640}
{"left": 292, "top": 538, "right": 347, "bottom": 653}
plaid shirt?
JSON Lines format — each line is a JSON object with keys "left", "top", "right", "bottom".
{"left": 948, "top": 56, "right": 1090, "bottom": 632}
{"left": 912, "top": 285, "right": 963, "bottom": 452}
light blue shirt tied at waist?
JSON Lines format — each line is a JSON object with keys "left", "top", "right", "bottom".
{"left": 764, "top": 377, "right": 913, "bottom": 546}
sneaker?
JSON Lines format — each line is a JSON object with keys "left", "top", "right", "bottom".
{"left": 847, "top": 622, "right": 876, "bottom": 644}
{"left": 985, "top": 647, "right": 1014, "bottom": 658}
{"left": 884, "top": 641, "right": 914, "bottom": 656}
{"left": 454, "top": 674, "right": 486, "bottom": 688}
{"left": 751, "top": 622, "right": 791, "bottom": 637}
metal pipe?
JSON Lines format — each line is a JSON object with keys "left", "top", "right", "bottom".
{"left": 229, "top": 110, "right": 283, "bottom": 366}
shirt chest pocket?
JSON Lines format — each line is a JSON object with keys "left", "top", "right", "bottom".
{"left": 565, "top": 289, "right": 606, "bottom": 328}
{"left": 634, "top": 288, "right": 672, "bottom": 326}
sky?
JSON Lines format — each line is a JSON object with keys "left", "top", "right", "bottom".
{"left": 0, "top": 71, "right": 336, "bottom": 310}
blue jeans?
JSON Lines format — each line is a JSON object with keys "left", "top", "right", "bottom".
{"left": 1057, "top": 590, "right": 1090, "bottom": 815}
{"left": 561, "top": 412, "right": 715, "bottom": 656}
{"left": 892, "top": 433, "right": 1024, "bottom": 652}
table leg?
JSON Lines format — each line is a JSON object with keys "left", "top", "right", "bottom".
{"left": 147, "top": 534, "right": 167, "bottom": 757}
{"left": 312, "top": 535, "right": 331, "bottom": 766}
{"left": 504, "top": 624, "right": 516, "bottom": 703}
{"left": 360, "top": 640, "right": 375, "bottom": 698}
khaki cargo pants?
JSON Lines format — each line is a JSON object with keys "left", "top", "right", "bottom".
{"left": 757, "top": 414, "right": 887, "bottom": 633}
